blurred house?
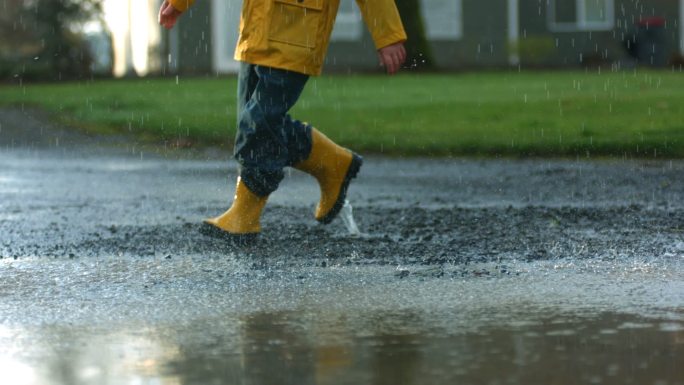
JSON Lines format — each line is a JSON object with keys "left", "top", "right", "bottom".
{"left": 102, "top": 0, "right": 164, "bottom": 77}
{"left": 106, "top": 0, "right": 684, "bottom": 76}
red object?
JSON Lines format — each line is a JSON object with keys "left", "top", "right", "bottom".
{"left": 637, "top": 17, "right": 666, "bottom": 27}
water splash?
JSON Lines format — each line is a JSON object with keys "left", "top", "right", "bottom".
{"left": 340, "top": 200, "right": 361, "bottom": 236}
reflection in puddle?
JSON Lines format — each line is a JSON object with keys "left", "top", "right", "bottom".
{"left": 0, "top": 357, "right": 36, "bottom": 385}
{"left": 1, "top": 311, "right": 682, "bottom": 385}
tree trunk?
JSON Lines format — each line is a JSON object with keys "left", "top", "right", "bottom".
{"left": 394, "top": 0, "right": 435, "bottom": 70}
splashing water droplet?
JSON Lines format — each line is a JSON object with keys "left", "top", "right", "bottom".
{"left": 340, "top": 200, "right": 361, "bottom": 236}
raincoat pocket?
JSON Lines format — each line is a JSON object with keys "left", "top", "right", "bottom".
{"left": 268, "top": 0, "right": 324, "bottom": 49}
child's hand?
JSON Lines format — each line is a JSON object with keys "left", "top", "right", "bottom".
{"left": 377, "top": 42, "right": 406, "bottom": 75}
{"left": 158, "top": 1, "right": 183, "bottom": 30}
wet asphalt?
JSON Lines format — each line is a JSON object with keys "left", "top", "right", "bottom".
{"left": 0, "top": 107, "right": 683, "bottom": 385}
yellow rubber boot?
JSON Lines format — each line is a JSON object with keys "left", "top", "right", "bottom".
{"left": 294, "top": 128, "right": 363, "bottom": 224}
{"left": 200, "top": 177, "right": 268, "bottom": 244}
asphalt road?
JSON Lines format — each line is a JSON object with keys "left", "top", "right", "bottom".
{"left": 1, "top": 107, "right": 683, "bottom": 385}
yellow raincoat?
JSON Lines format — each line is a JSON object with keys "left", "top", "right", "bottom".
{"left": 169, "top": 0, "right": 407, "bottom": 76}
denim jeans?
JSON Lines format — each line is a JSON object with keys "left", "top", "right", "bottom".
{"left": 234, "top": 63, "right": 313, "bottom": 197}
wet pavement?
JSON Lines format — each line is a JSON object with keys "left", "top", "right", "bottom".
{"left": 1, "top": 108, "right": 683, "bottom": 384}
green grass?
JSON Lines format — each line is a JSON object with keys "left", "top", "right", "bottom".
{"left": 1, "top": 70, "right": 683, "bottom": 157}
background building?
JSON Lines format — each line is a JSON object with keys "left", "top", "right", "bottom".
{"left": 102, "top": 0, "right": 164, "bottom": 77}
{"left": 105, "top": 0, "right": 684, "bottom": 77}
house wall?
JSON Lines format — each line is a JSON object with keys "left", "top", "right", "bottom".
{"left": 429, "top": 0, "right": 508, "bottom": 68}
{"left": 681, "top": 0, "right": 684, "bottom": 55}
{"left": 517, "top": 0, "right": 680, "bottom": 67}
{"left": 174, "top": 1, "right": 213, "bottom": 74}
{"left": 324, "top": 0, "right": 509, "bottom": 72}
{"left": 323, "top": 33, "right": 379, "bottom": 73}
{"left": 211, "top": 0, "right": 241, "bottom": 73}
{"left": 172, "top": 0, "right": 682, "bottom": 74}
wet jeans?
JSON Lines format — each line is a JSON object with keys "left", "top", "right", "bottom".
{"left": 234, "top": 63, "right": 313, "bottom": 197}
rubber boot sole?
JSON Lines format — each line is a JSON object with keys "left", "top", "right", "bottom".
{"left": 199, "top": 222, "right": 258, "bottom": 246}
{"left": 318, "top": 153, "right": 363, "bottom": 225}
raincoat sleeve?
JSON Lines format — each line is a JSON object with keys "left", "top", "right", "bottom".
{"left": 168, "top": 0, "right": 196, "bottom": 12}
{"left": 355, "top": 0, "right": 407, "bottom": 49}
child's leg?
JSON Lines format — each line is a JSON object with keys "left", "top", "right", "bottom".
{"left": 234, "top": 65, "right": 312, "bottom": 197}
{"left": 236, "top": 63, "right": 259, "bottom": 118}
{"left": 201, "top": 64, "right": 310, "bottom": 243}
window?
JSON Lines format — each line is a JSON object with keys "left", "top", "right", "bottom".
{"left": 331, "top": 0, "right": 362, "bottom": 41}
{"left": 548, "top": 0, "right": 614, "bottom": 32}
{"left": 420, "top": 0, "right": 463, "bottom": 39}
{"left": 331, "top": 0, "right": 462, "bottom": 42}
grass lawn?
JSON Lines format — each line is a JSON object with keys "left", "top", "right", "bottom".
{"left": 1, "top": 70, "right": 683, "bottom": 157}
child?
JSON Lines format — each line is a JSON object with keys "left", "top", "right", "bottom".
{"left": 159, "top": 0, "right": 407, "bottom": 243}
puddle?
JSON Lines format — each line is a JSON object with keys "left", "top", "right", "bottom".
{"left": 0, "top": 310, "right": 682, "bottom": 385}
{"left": 0, "top": 257, "right": 682, "bottom": 385}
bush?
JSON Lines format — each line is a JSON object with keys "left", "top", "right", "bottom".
{"left": 0, "top": 0, "right": 104, "bottom": 82}
{"left": 515, "top": 36, "right": 555, "bottom": 65}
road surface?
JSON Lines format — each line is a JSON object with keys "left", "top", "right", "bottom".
{"left": 1, "top": 108, "right": 683, "bottom": 385}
